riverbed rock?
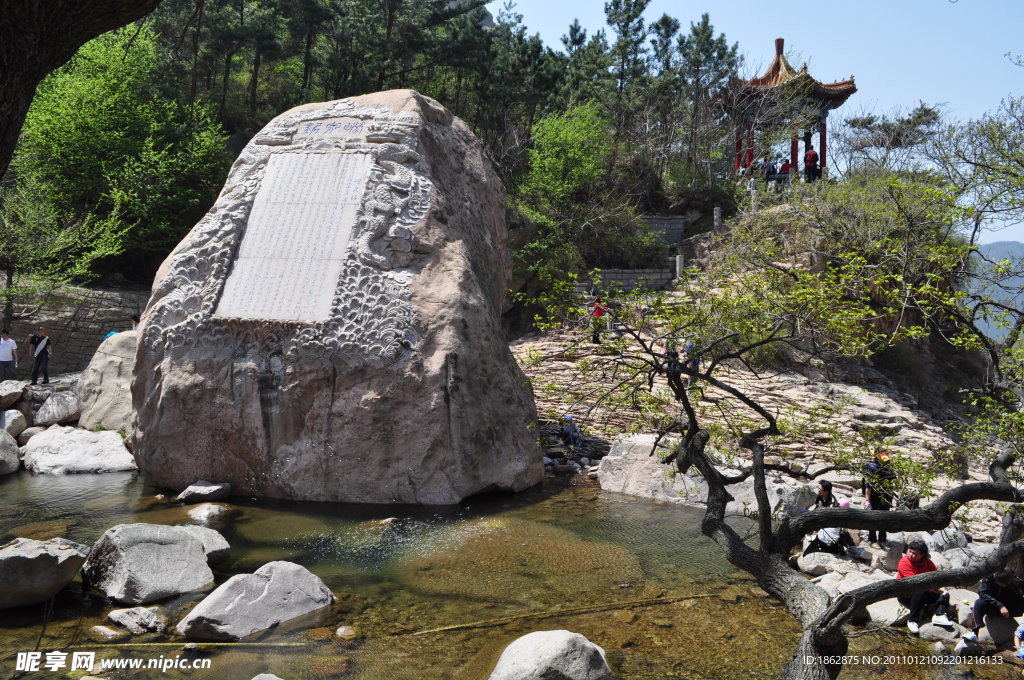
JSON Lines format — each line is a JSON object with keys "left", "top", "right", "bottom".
{"left": 17, "top": 426, "right": 45, "bottom": 446}
{"left": 90, "top": 625, "right": 128, "bottom": 641}
{"left": 175, "top": 480, "right": 231, "bottom": 504}
{"left": 487, "top": 630, "right": 612, "bottom": 680}
{"left": 133, "top": 90, "right": 543, "bottom": 504}
{"left": 77, "top": 331, "right": 137, "bottom": 432}
{"left": 108, "top": 606, "right": 167, "bottom": 634}
{"left": 34, "top": 391, "right": 81, "bottom": 426}
{"left": 1, "top": 409, "right": 26, "bottom": 438}
{"left": 0, "top": 537, "right": 90, "bottom": 609}
{"left": 187, "top": 503, "right": 234, "bottom": 523}
{"left": 597, "top": 435, "right": 814, "bottom": 515}
{"left": 0, "top": 381, "right": 26, "bottom": 410}
{"left": 928, "top": 528, "right": 969, "bottom": 552}
{"left": 82, "top": 524, "right": 214, "bottom": 604}
{"left": 22, "top": 426, "right": 136, "bottom": 474}
{"left": 176, "top": 561, "right": 334, "bottom": 640}
{"left": 0, "top": 430, "right": 19, "bottom": 475}
{"left": 980, "top": 614, "right": 1016, "bottom": 647}
{"left": 866, "top": 598, "right": 909, "bottom": 626}
{"left": 798, "top": 552, "right": 851, "bottom": 576}
{"left": 178, "top": 525, "right": 231, "bottom": 564}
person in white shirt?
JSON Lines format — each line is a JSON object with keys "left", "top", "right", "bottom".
{"left": 0, "top": 330, "right": 16, "bottom": 380}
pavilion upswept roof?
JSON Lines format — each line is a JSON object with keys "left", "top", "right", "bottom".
{"left": 743, "top": 38, "right": 857, "bottom": 109}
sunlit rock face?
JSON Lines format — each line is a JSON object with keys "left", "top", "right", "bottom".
{"left": 132, "top": 90, "right": 542, "bottom": 504}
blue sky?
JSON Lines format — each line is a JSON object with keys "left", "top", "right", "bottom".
{"left": 485, "top": 0, "right": 1024, "bottom": 241}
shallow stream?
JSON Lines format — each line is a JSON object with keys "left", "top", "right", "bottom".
{"left": 0, "top": 471, "right": 1018, "bottom": 679}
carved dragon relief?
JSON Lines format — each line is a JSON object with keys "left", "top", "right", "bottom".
{"left": 141, "top": 99, "right": 432, "bottom": 368}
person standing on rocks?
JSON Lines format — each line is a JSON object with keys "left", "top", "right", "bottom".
{"left": 591, "top": 298, "right": 609, "bottom": 345}
{"left": 27, "top": 327, "right": 52, "bottom": 385}
{"left": 966, "top": 569, "right": 1024, "bottom": 641}
{"left": 897, "top": 539, "right": 952, "bottom": 634}
{"left": 0, "top": 330, "right": 17, "bottom": 380}
{"left": 863, "top": 450, "right": 897, "bottom": 547}
{"left": 804, "top": 144, "right": 820, "bottom": 183}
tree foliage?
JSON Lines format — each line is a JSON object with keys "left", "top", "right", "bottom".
{"left": 9, "top": 26, "right": 231, "bottom": 273}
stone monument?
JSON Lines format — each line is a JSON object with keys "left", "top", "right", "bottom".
{"left": 133, "top": 90, "right": 543, "bottom": 504}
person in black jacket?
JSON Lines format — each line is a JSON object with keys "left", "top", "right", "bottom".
{"left": 812, "top": 480, "right": 839, "bottom": 509}
{"left": 968, "top": 569, "right": 1024, "bottom": 640}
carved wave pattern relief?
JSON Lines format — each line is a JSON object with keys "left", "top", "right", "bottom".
{"left": 141, "top": 99, "right": 432, "bottom": 368}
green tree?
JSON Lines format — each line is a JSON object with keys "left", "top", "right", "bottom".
{"left": 0, "top": 184, "right": 127, "bottom": 330}
{"left": 10, "top": 26, "right": 230, "bottom": 274}
{"left": 513, "top": 101, "right": 664, "bottom": 280}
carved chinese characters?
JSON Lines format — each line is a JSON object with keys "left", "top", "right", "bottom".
{"left": 215, "top": 152, "right": 372, "bottom": 322}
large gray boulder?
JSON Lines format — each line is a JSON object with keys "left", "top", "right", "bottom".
{"left": 0, "top": 537, "right": 90, "bottom": 609}
{"left": 77, "top": 331, "right": 137, "bottom": 432}
{"left": 487, "top": 630, "right": 612, "bottom": 680}
{"left": 176, "top": 561, "right": 334, "bottom": 640}
{"left": 1, "top": 409, "right": 26, "bottom": 438}
{"left": 132, "top": 90, "right": 542, "bottom": 504}
{"left": 22, "top": 426, "right": 137, "bottom": 474}
{"left": 0, "top": 430, "right": 19, "bottom": 475}
{"left": 0, "top": 381, "right": 26, "bottom": 410}
{"left": 34, "top": 391, "right": 81, "bottom": 426}
{"left": 598, "top": 435, "right": 815, "bottom": 516}
{"left": 82, "top": 524, "right": 214, "bottom": 604}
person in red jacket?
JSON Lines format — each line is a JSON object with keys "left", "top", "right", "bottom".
{"left": 591, "top": 297, "right": 609, "bottom": 344}
{"left": 804, "top": 145, "right": 819, "bottom": 183}
{"left": 897, "top": 540, "right": 952, "bottom": 633}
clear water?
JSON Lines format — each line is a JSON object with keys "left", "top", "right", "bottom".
{"left": 0, "top": 471, "right": 1017, "bottom": 679}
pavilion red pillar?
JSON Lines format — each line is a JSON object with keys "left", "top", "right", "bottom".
{"left": 745, "top": 120, "right": 754, "bottom": 169}
{"left": 819, "top": 120, "right": 827, "bottom": 179}
{"left": 790, "top": 133, "right": 799, "bottom": 174}
{"left": 735, "top": 127, "right": 743, "bottom": 173}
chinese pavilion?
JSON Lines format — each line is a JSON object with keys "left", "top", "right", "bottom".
{"left": 733, "top": 38, "right": 857, "bottom": 178}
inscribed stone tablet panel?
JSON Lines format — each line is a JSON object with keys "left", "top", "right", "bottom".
{"left": 215, "top": 152, "right": 372, "bottom": 322}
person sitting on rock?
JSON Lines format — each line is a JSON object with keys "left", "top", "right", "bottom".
{"left": 811, "top": 480, "right": 839, "bottom": 509}
{"left": 897, "top": 539, "right": 952, "bottom": 634}
{"left": 802, "top": 499, "right": 857, "bottom": 557}
{"left": 966, "top": 569, "right": 1024, "bottom": 641}
{"left": 559, "top": 414, "right": 583, "bottom": 451}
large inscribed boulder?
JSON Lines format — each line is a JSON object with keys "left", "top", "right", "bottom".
{"left": 133, "top": 90, "right": 542, "bottom": 504}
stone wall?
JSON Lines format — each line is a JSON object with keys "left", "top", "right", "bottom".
{"left": 576, "top": 262, "right": 676, "bottom": 293}
{"left": 7, "top": 288, "right": 150, "bottom": 375}
{"left": 643, "top": 215, "right": 689, "bottom": 244}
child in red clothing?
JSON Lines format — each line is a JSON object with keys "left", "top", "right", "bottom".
{"left": 897, "top": 540, "right": 951, "bottom": 633}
